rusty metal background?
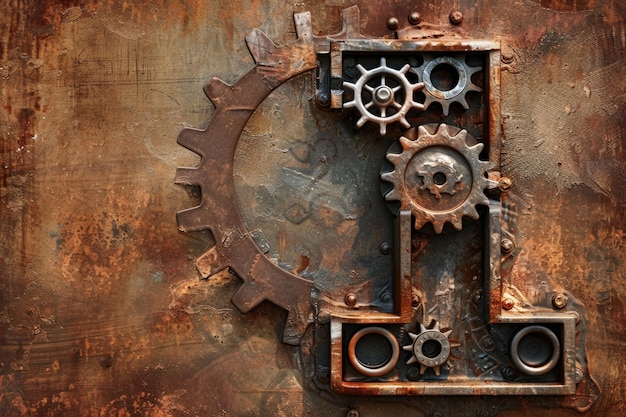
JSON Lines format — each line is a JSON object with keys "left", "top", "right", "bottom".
{"left": 1, "top": 1, "right": 624, "bottom": 416}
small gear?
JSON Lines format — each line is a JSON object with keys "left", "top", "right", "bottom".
{"left": 403, "top": 321, "right": 454, "bottom": 376}
{"left": 343, "top": 57, "right": 424, "bottom": 135}
{"left": 411, "top": 54, "right": 482, "bottom": 115}
{"left": 381, "top": 123, "right": 495, "bottom": 233}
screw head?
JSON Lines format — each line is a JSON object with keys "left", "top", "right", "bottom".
{"left": 317, "top": 92, "right": 330, "bottom": 107}
{"left": 502, "top": 298, "right": 515, "bottom": 310}
{"left": 406, "top": 366, "right": 422, "bottom": 381}
{"left": 480, "top": 335, "right": 496, "bottom": 351}
{"left": 449, "top": 10, "right": 464, "bottom": 25}
{"left": 345, "top": 292, "right": 358, "bottom": 307}
{"left": 501, "top": 238, "right": 515, "bottom": 253}
{"left": 387, "top": 16, "right": 399, "bottom": 30}
{"left": 409, "top": 11, "right": 421, "bottom": 25}
{"left": 552, "top": 293, "right": 569, "bottom": 309}
{"left": 502, "top": 366, "right": 516, "bottom": 381}
{"left": 317, "top": 367, "right": 330, "bottom": 384}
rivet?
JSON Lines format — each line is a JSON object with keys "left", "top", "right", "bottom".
{"left": 409, "top": 11, "right": 421, "bottom": 25}
{"left": 386, "top": 16, "right": 399, "bottom": 30}
{"left": 449, "top": 10, "right": 464, "bottom": 25}
{"left": 502, "top": 298, "right": 515, "bottom": 310}
{"left": 380, "top": 242, "right": 392, "bottom": 255}
{"left": 345, "top": 292, "right": 358, "bottom": 307}
{"left": 347, "top": 409, "right": 360, "bottom": 417}
{"left": 502, "top": 366, "right": 516, "bottom": 381}
{"left": 575, "top": 368, "right": 584, "bottom": 384}
{"left": 407, "top": 366, "right": 422, "bottom": 381}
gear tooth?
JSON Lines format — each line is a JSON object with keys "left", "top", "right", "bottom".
{"left": 443, "top": 329, "right": 453, "bottom": 338}
{"left": 356, "top": 116, "right": 368, "bottom": 128}
{"left": 407, "top": 356, "right": 418, "bottom": 365}
{"left": 245, "top": 28, "right": 279, "bottom": 64}
{"left": 379, "top": 123, "right": 387, "bottom": 135}
{"left": 420, "top": 364, "right": 428, "bottom": 375}
{"left": 175, "top": 167, "right": 203, "bottom": 186}
{"left": 433, "top": 321, "right": 441, "bottom": 331}
{"left": 433, "top": 365, "right": 442, "bottom": 376}
{"left": 450, "top": 218, "right": 464, "bottom": 231}
{"left": 400, "top": 63, "right": 411, "bottom": 74}
{"left": 419, "top": 323, "right": 427, "bottom": 333}
{"left": 343, "top": 100, "right": 356, "bottom": 109}
{"left": 356, "top": 63, "right": 367, "bottom": 75}
{"left": 441, "top": 101, "right": 451, "bottom": 116}
{"left": 457, "top": 97, "right": 470, "bottom": 110}
{"left": 204, "top": 77, "right": 233, "bottom": 106}
{"left": 417, "top": 125, "right": 430, "bottom": 138}
{"left": 403, "top": 344, "right": 414, "bottom": 352}
{"left": 399, "top": 135, "right": 414, "bottom": 149}
{"left": 342, "top": 81, "right": 356, "bottom": 92}
{"left": 384, "top": 189, "right": 401, "bottom": 202}
{"left": 176, "top": 205, "right": 211, "bottom": 233}
{"left": 379, "top": 57, "right": 387, "bottom": 67}
{"left": 432, "top": 219, "right": 445, "bottom": 234}
{"left": 177, "top": 128, "right": 207, "bottom": 156}
{"left": 195, "top": 246, "right": 230, "bottom": 279}
{"left": 231, "top": 281, "right": 266, "bottom": 313}
{"left": 409, "top": 332, "right": 418, "bottom": 341}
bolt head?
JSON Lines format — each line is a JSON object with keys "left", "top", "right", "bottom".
{"left": 409, "top": 11, "right": 421, "bottom": 25}
{"left": 501, "top": 238, "right": 515, "bottom": 253}
{"left": 502, "top": 366, "right": 516, "bottom": 381}
{"left": 387, "top": 16, "right": 399, "bottom": 30}
{"left": 552, "top": 293, "right": 569, "bottom": 309}
{"left": 449, "top": 10, "right": 464, "bottom": 25}
{"left": 347, "top": 409, "right": 360, "bottom": 417}
{"left": 498, "top": 176, "right": 513, "bottom": 191}
{"left": 575, "top": 368, "right": 584, "bottom": 384}
{"left": 502, "top": 298, "right": 515, "bottom": 310}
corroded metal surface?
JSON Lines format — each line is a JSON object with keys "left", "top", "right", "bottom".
{"left": 1, "top": 1, "right": 624, "bottom": 416}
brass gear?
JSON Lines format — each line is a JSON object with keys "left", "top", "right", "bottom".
{"left": 381, "top": 123, "right": 495, "bottom": 233}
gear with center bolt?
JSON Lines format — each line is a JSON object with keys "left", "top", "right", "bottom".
{"left": 381, "top": 123, "right": 495, "bottom": 233}
{"left": 343, "top": 57, "right": 425, "bottom": 135}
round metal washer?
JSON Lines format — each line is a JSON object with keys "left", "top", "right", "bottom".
{"left": 422, "top": 56, "right": 468, "bottom": 100}
{"left": 510, "top": 325, "right": 561, "bottom": 376}
{"left": 348, "top": 327, "right": 400, "bottom": 377}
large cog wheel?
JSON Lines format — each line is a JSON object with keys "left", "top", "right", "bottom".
{"left": 411, "top": 54, "right": 482, "bottom": 116}
{"left": 175, "top": 13, "right": 318, "bottom": 345}
{"left": 343, "top": 57, "right": 424, "bottom": 135}
{"left": 381, "top": 123, "right": 495, "bottom": 233}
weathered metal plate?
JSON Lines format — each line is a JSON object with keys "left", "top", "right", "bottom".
{"left": 1, "top": 1, "right": 624, "bottom": 416}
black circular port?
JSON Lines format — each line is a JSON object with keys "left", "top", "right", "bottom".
{"left": 348, "top": 327, "right": 400, "bottom": 377}
{"left": 422, "top": 339, "right": 443, "bottom": 358}
{"left": 355, "top": 332, "right": 392, "bottom": 368}
{"left": 511, "top": 326, "right": 560, "bottom": 376}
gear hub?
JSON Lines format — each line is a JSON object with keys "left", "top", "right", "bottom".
{"left": 381, "top": 123, "right": 495, "bottom": 233}
{"left": 411, "top": 54, "right": 482, "bottom": 115}
{"left": 403, "top": 321, "right": 454, "bottom": 376}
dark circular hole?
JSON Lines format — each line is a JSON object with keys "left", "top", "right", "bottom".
{"left": 433, "top": 172, "right": 447, "bottom": 185}
{"left": 355, "top": 333, "right": 392, "bottom": 368}
{"left": 430, "top": 63, "right": 460, "bottom": 92}
{"left": 421, "top": 339, "right": 442, "bottom": 359}
{"left": 517, "top": 332, "right": 554, "bottom": 367}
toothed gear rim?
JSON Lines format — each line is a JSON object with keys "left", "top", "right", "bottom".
{"left": 174, "top": 13, "right": 317, "bottom": 345}
{"left": 343, "top": 57, "right": 425, "bottom": 135}
{"left": 411, "top": 54, "right": 482, "bottom": 116}
{"left": 403, "top": 321, "right": 452, "bottom": 376}
{"left": 381, "top": 123, "right": 493, "bottom": 233}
